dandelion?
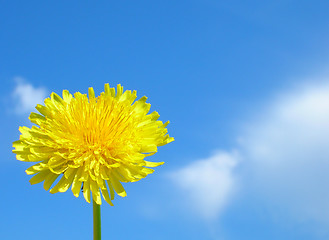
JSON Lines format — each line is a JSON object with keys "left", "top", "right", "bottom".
{"left": 13, "top": 83, "right": 174, "bottom": 239}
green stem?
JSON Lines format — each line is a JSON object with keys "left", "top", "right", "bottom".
{"left": 93, "top": 200, "right": 101, "bottom": 240}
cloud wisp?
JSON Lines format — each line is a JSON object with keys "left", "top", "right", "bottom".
{"left": 168, "top": 151, "right": 239, "bottom": 220}
{"left": 169, "top": 80, "right": 329, "bottom": 227}
{"left": 12, "top": 77, "right": 48, "bottom": 115}
{"left": 240, "top": 82, "right": 329, "bottom": 224}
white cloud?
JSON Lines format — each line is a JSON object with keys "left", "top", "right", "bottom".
{"left": 168, "top": 151, "right": 239, "bottom": 220}
{"left": 240, "top": 81, "right": 329, "bottom": 224}
{"left": 169, "top": 80, "right": 329, "bottom": 225}
{"left": 12, "top": 77, "right": 48, "bottom": 114}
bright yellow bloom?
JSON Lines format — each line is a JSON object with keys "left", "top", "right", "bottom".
{"left": 13, "top": 84, "right": 174, "bottom": 205}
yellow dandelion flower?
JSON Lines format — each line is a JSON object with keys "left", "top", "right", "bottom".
{"left": 13, "top": 83, "right": 174, "bottom": 205}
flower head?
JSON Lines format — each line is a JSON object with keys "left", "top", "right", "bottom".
{"left": 13, "top": 84, "right": 174, "bottom": 205}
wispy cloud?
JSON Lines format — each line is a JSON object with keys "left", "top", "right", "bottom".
{"left": 168, "top": 151, "right": 239, "bottom": 220}
{"left": 169, "top": 79, "right": 329, "bottom": 226}
{"left": 11, "top": 77, "right": 48, "bottom": 115}
{"left": 240, "top": 81, "right": 329, "bottom": 224}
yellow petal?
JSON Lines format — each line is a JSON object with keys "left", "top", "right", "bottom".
{"left": 49, "top": 174, "right": 74, "bottom": 193}
{"left": 62, "top": 90, "right": 72, "bottom": 103}
{"left": 35, "top": 104, "right": 52, "bottom": 117}
{"left": 83, "top": 180, "right": 91, "bottom": 203}
{"left": 116, "top": 84, "right": 123, "bottom": 98}
{"left": 29, "top": 112, "right": 46, "bottom": 126}
{"left": 71, "top": 166, "right": 84, "bottom": 197}
{"left": 140, "top": 144, "right": 157, "bottom": 153}
{"left": 109, "top": 174, "right": 127, "bottom": 197}
{"left": 143, "top": 161, "right": 164, "bottom": 167}
{"left": 29, "top": 170, "right": 51, "bottom": 185}
{"left": 88, "top": 87, "right": 95, "bottom": 100}
{"left": 104, "top": 83, "right": 111, "bottom": 96}
{"left": 26, "top": 162, "right": 48, "bottom": 175}
{"left": 106, "top": 180, "right": 115, "bottom": 200}
{"left": 90, "top": 180, "right": 102, "bottom": 205}
{"left": 100, "top": 181, "right": 114, "bottom": 206}
{"left": 44, "top": 173, "right": 59, "bottom": 191}
{"left": 51, "top": 92, "right": 64, "bottom": 106}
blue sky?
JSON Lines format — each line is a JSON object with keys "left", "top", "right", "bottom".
{"left": 2, "top": 1, "right": 329, "bottom": 239}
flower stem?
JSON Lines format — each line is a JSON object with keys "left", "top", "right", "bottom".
{"left": 93, "top": 200, "right": 101, "bottom": 240}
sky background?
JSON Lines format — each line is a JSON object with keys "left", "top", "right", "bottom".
{"left": 2, "top": 1, "right": 329, "bottom": 239}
